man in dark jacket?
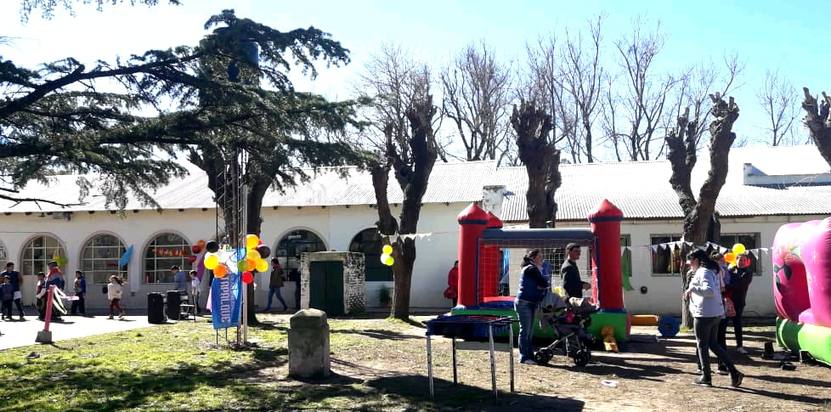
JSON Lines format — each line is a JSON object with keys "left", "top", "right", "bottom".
{"left": 561, "top": 243, "right": 590, "bottom": 298}
{"left": 0, "top": 262, "right": 25, "bottom": 320}
{"left": 727, "top": 255, "right": 753, "bottom": 354}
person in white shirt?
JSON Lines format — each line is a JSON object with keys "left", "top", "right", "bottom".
{"left": 683, "top": 249, "right": 743, "bottom": 387}
{"left": 107, "top": 275, "right": 125, "bottom": 320}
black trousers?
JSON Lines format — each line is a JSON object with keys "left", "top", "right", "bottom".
{"left": 13, "top": 298, "right": 24, "bottom": 317}
{"left": 71, "top": 293, "right": 85, "bottom": 315}
{"left": 694, "top": 316, "right": 736, "bottom": 377}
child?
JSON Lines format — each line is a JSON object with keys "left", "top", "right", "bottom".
{"left": 107, "top": 275, "right": 125, "bottom": 320}
{"left": 35, "top": 272, "right": 46, "bottom": 320}
{"left": 189, "top": 270, "right": 200, "bottom": 314}
{"left": 0, "top": 275, "right": 13, "bottom": 320}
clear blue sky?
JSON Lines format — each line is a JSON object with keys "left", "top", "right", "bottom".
{"left": 2, "top": 0, "right": 828, "bottom": 159}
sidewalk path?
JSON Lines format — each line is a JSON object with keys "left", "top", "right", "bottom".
{"left": 0, "top": 314, "right": 153, "bottom": 350}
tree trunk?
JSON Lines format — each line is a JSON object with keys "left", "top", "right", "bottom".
{"left": 242, "top": 176, "right": 270, "bottom": 325}
{"left": 666, "top": 95, "right": 739, "bottom": 329}
{"left": 511, "top": 100, "right": 560, "bottom": 228}
{"left": 801, "top": 88, "right": 831, "bottom": 167}
{"left": 391, "top": 238, "right": 415, "bottom": 319}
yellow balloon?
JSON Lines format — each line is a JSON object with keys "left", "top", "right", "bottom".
{"left": 204, "top": 253, "right": 219, "bottom": 270}
{"left": 380, "top": 253, "right": 390, "bottom": 264}
{"left": 246, "top": 234, "right": 260, "bottom": 250}
{"left": 255, "top": 258, "right": 268, "bottom": 273}
{"left": 384, "top": 255, "right": 394, "bottom": 266}
{"left": 382, "top": 244, "right": 393, "bottom": 255}
{"left": 732, "top": 243, "right": 746, "bottom": 255}
{"left": 248, "top": 249, "right": 261, "bottom": 261}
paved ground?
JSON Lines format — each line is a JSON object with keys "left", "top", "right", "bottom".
{"left": 0, "top": 310, "right": 156, "bottom": 350}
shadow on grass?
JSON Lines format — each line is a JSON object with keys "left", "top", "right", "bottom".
{"left": 367, "top": 375, "right": 585, "bottom": 411}
{"left": 331, "top": 328, "right": 420, "bottom": 341}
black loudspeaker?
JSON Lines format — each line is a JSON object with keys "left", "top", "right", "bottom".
{"left": 165, "top": 290, "right": 181, "bottom": 321}
{"left": 147, "top": 293, "right": 166, "bottom": 324}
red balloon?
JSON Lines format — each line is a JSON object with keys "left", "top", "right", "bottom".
{"left": 191, "top": 245, "right": 201, "bottom": 254}
{"left": 242, "top": 271, "right": 254, "bottom": 284}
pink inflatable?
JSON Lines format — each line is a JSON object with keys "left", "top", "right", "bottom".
{"left": 772, "top": 218, "right": 831, "bottom": 327}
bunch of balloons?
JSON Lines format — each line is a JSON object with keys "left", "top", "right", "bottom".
{"left": 724, "top": 243, "right": 747, "bottom": 267}
{"left": 202, "top": 235, "right": 272, "bottom": 284}
{"left": 379, "top": 244, "right": 395, "bottom": 267}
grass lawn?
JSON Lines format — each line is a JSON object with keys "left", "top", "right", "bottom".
{"left": 1, "top": 315, "right": 830, "bottom": 411}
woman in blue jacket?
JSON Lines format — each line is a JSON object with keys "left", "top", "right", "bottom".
{"left": 514, "top": 249, "right": 549, "bottom": 365}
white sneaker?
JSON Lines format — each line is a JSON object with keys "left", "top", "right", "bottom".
{"left": 736, "top": 347, "right": 748, "bottom": 354}
{"left": 521, "top": 359, "right": 538, "bottom": 365}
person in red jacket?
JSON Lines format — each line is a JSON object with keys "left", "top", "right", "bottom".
{"left": 444, "top": 261, "right": 459, "bottom": 306}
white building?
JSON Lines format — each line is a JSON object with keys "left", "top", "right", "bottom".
{"left": 1, "top": 145, "right": 830, "bottom": 316}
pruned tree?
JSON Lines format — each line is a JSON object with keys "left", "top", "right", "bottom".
{"left": 603, "top": 21, "right": 677, "bottom": 161}
{"left": 558, "top": 16, "right": 604, "bottom": 163}
{"left": 361, "top": 48, "right": 439, "bottom": 319}
{"left": 802, "top": 87, "right": 831, "bottom": 166}
{"left": 440, "top": 42, "right": 512, "bottom": 163}
{"left": 757, "top": 70, "right": 797, "bottom": 146}
{"left": 511, "top": 99, "right": 560, "bottom": 228}
{"left": 666, "top": 93, "right": 739, "bottom": 327}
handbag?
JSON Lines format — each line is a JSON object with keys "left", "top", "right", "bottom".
{"left": 724, "top": 296, "right": 737, "bottom": 318}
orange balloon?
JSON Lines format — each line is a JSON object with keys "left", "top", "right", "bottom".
{"left": 214, "top": 264, "right": 228, "bottom": 278}
{"left": 246, "top": 258, "right": 257, "bottom": 272}
{"left": 724, "top": 252, "right": 737, "bottom": 264}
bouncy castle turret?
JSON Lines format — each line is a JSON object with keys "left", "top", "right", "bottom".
{"left": 587, "top": 199, "right": 629, "bottom": 342}
{"left": 457, "top": 203, "right": 489, "bottom": 307}
{"left": 588, "top": 199, "right": 625, "bottom": 311}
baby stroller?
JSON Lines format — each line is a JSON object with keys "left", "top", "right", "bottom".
{"left": 534, "top": 293, "right": 599, "bottom": 367}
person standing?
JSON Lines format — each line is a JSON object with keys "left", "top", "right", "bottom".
{"left": 265, "top": 258, "right": 288, "bottom": 312}
{"left": 35, "top": 272, "right": 46, "bottom": 321}
{"left": 46, "top": 262, "right": 64, "bottom": 321}
{"left": 0, "top": 262, "right": 25, "bottom": 320}
{"left": 0, "top": 276, "right": 13, "bottom": 320}
{"left": 515, "top": 249, "right": 549, "bottom": 365}
{"left": 727, "top": 254, "right": 754, "bottom": 354}
{"left": 70, "top": 271, "right": 87, "bottom": 316}
{"left": 172, "top": 266, "right": 187, "bottom": 291}
{"left": 683, "top": 249, "right": 743, "bottom": 387}
{"left": 107, "top": 275, "right": 125, "bottom": 320}
{"left": 289, "top": 266, "right": 301, "bottom": 310}
{"left": 189, "top": 270, "right": 201, "bottom": 314}
{"left": 444, "top": 261, "right": 459, "bottom": 306}
{"left": 561, "top": 243, "right": 590, "bottom": 299}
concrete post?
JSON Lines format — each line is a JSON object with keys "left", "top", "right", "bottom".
{"left": 288, "top": 309, "right": 330, "bottom": 379}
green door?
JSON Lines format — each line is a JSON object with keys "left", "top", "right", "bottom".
{"left": 309, "top": 261, "right": 344, "bottom": 316}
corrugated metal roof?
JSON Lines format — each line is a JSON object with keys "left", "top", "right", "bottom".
{"left": 2, "top": 144, "right": 831, "bottom": 220}
{"left": 499, "top": 145, "right": 831, "bottom": 221}
{"left": 0, "top": 160, "right": 497, "bottom": 213}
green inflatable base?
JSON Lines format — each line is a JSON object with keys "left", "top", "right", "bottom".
{"left": 448, "top": 307, "right": 630, "bottom": 342}
{"left": 776, "top": 317, "right": 831, "bottom": 366}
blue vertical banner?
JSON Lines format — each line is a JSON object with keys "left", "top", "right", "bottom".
{"left": 211, "top": 271, "right": 242, "bottom": 330}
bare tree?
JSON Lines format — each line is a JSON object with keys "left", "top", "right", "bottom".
{"left": 558, "top": 16, "right": 604, "bottom": 163}
{"left": 603, "top": 21, "right": 677, "bottom": 161}
{"left": 801, "top": 87, "right": 831, "bottom": 167}
{"left": 440, "top": 42, "right": 512, "bottom": 163}
{"left": 511, "top": 99, "right": 561, "bottom": 228}
{"left": 758, "top": 70, "right": 797, "bottom": 146}
{"left": 360, "top": 47, "right": 439, "bottom": 319}
{"left": 666, "top": 94, "right": 740, "bottom": 327}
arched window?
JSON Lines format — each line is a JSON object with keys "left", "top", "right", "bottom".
{"left": 0, "top": 241, "right": 7, "bottom": 263}
{"left": 144, "top": 233, "right": 191, "bottom": 284}
{"left": 349, "top": 228, "right": 392, "bottom": 282}
{"left": 276, "top": 229, "right": 326, "bottom": 272}
{"left": 20, "top": 235, "right": 65, "bottom": 278}
{"left": 81, "top": 234, "right": 127, "bottom": 284}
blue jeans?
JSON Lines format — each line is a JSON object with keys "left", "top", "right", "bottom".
{"left": 515, "top": 299, "right": 538, "bottom": 362}
{"left": 266, "top": 286, "right": 287, "bottom": 311}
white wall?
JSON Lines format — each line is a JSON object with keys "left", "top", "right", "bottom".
{"left": 0, "top": 206, "right": 824, "bottom": 316}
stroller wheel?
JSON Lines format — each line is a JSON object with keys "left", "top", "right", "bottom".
{"left": 573, "top": 349, "right": 591, "bottom": 367}
{"left": 534, "top": 348, "right": 553, "bottom": 365}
